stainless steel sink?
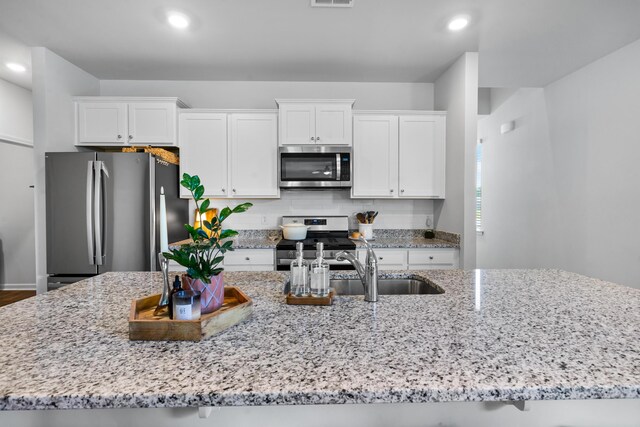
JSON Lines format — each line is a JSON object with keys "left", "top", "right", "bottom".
{"left": 330, "top": 278, "right": 444, "bottom": 295}
{"left": 283, "top": 278, "right": 444, "bottom": 295}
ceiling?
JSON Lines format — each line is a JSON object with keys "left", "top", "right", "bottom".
{"left": 1, "top": 0, "right": 640, "bottom": 90}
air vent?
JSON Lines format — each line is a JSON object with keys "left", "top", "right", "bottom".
{"left": 311, "top": 0, "right": 354, "bottom": 8}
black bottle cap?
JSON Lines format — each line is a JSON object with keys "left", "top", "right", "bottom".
{"left": 172, "top": 275, "right": 182, "bottom": 289}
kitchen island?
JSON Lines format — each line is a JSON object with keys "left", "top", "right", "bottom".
{"left": 1, "top": 269, "right": 638, "bottom": 426}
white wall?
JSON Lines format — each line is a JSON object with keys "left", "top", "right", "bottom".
{"left": 0, "top": 143, "right": 35, "bottom": 289}
{"left": 0, "top": 78, "right": 35, "bottom": 289}
{"left": 100, "top": 80, "right": 434, "bottom": 110}
{"left": 477, "top": 37, "right": 640, "bottom": 289}
{"left": 477, "top": 88, "right": 559, "bottom": 269}
{"left": 0, "top": 77, "right": 33, "bottom": 146}
{"left": 434, "top": 53, "right": 479, "bottom": 268}
{"left": 31, "top": 47, "right": 100, "bottom": 294}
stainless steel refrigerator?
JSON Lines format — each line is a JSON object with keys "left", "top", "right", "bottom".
{"left": 45, "top": 152, "right": 189, "bottom": 289}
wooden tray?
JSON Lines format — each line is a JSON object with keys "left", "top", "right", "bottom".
{"left": 286, "top": 290, "right": 335, "bottom": 306}
{"left": 129, "top": 286, "right": 252, "bottom": 341}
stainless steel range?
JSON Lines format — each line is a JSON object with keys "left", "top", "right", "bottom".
{"left": 275, "top": 216, "right": 356, "bottom": 271}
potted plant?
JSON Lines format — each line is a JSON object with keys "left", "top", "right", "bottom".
{"left": 163, "top": 173, "right": 252, "bottom": 314}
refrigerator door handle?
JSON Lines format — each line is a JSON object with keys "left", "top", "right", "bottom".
{"left": 86, "top": 161, "right": 95, "bottom": 265}
{"left": 149, "top": 156, "right": 157, "bottom": 271}
{"left": 93, "top": 160, "right": 103, "bottom": 265}
{"left": 100, "top": 161, "right": 110, "bottom": 264}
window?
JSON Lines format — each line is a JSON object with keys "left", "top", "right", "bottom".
{"left": 476, "top": 140, "right": 483, "bottom": 233}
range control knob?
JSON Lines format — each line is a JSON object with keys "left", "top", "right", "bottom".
{"left": 288, "top": 251, "right": 295, "bottom": 258}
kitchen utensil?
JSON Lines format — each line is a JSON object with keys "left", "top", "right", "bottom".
{"left": 367, "top": 211, "right": 375, "bottom": 223}
{"left": 371, "top": 211, "right": 378, "bottom": 223}
{"left": 356, "top": 213, "right": 366, "bottom": 224}
{"left": 280, "top": 223, "right": 310, "bottom": 240}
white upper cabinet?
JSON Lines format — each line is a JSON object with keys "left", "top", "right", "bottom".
{"left": 229, "top": 113, "right": 279, "bottom": 198}
{"left": 179, "top": 110, "right": 279, "bottom": 199}
{"left": 398, "top": 115, "right": 446, "bottom": 198}
{"left": 128, "top": 103, "right": 176, "bottom": 145}
{"left": 352, "top": 111, "right": 446, "bottom": 199}
{"left": 352, "top": 115, "right": 399, "bottom": 198}
{"left": 315, "top": 102, "right": 352, "bottom": 145}
{"left": 75, "top": 97, "right": 187, "bottom": 147}
{"left": 77, "top": 102, "right": 127, "bottom": 144}
{"left": 179, "top": 113, "right": 228, "bottom": 198}
{"left": 276, "top": 99, "right": 354, "bottom": 146}
{"left": 278, "top": 103, "right": 315, "bottom": 145}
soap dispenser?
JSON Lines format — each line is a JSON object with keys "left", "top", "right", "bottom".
{"left": 168, "top": 275, "right": 182, "bottom": 320}
{"left": 310, "top": 242, "right": 330, "bottom": 297}
{"left": 290, "top": 241, "right": 309, "bottom": 296}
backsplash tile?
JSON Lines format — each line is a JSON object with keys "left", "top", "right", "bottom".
{"left": 197, "top": 190, "right": 435, "bottom": 230}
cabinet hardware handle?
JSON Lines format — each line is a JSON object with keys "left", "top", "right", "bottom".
{"left": 117, "top": 135, "right": 122, "bottom": 139}
{"left": 310, "top": 137, "right": 315, "bottom": 141}
{"left": 245, "top": 257, "right": 250, "bottom": 261}
{"left": 429, "top": 256, "right": 434, "bottom": 260}
{"left": 379, "top": 257, "right": 384, "bottom": 260}
{"left": 401, "top": 189, "right": 405, "bottom": 193}
{"left": 390, "top": 189, "right": 394, "bottom": 193}
{"left": 316, "top": 137, "right": 321, "bottom": 141}
{"left": 233, "top": 188, "right": 236, "bottom": 193}
{"left": 128, "top": 135, "right": 133, "bottom": 140}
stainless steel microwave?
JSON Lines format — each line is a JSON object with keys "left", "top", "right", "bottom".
{"left": 279, "top": 146, "right": 352, "bottom": 188}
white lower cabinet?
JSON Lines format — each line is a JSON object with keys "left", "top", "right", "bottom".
{"left": 357, "top": 248, "right": 407, "bottom": 270}
{"left": 169, "top": 249, "right": 275, "bottom": 273}
{"left": 357, "top": 248, "right": 459, "bottom": 271}
{"left": 223, "top": 249, "right": 275, "bottom": 272}
{"left": 407, "top": 248, "right": 459, "bottom": 270}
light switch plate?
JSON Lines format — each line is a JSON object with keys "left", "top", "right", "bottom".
{"left": 425, "top": 215, "right": 434, "bottom": 228}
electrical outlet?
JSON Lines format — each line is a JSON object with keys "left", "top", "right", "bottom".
{"left": 261, "top": 215, "right": 268, "bottom": 225}
{"left": 425, "top": 215, "right": 434, "bottom": 228}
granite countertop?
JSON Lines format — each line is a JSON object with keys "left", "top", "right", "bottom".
{"left": 356, "top": 229, "right": 459, "bottom": 249}
{"left": 1, "top": 269, "right": 638, "bottom": 411}
{"left": 171, "top": 229, "right": 460, "bottom": 250}
{"left": 171, "top": 230, "right": 280, "bottom": 250}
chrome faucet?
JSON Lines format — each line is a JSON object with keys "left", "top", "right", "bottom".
{"left": 336, "top": 237, "right": 378, "bottom": 302}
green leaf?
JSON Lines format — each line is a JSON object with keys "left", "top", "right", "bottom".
{"left": 219, "top": 229, "right": 238, "bottom": 240}
{"left": 219, "top": 207, "right": 232, "bottom": 223}
{"left": 196, "top": 229, "right": 208, "bottom": 239}
{"left": 232, "top": 202, "right": 253, "bottom": 213}
{"left": 199, "top": 199, "right": 210, "bottom": 213}
{"left": 194, "top": 185, "right": 204, "bottom": 201}
{"left": 203, "top": 220, "right": 213, "bottom": 231}
{"left": 211, "top": 268, "right": 224, "bottom": 276}
{"left": 190, "top": 175, "right": 201, "bottom": 189}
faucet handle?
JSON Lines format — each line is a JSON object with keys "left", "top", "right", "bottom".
{"left": 350, "top": 236, "right": 377, "bottom": 263}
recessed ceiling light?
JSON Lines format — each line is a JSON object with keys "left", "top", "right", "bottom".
{"left": 167, "top": 12, "right": 190, "bottom": 29}
{"left": 6, "top": 62, "right": 26, "bottom": 73}
{"left": 447, "top": 16, "right": 469, "bottom": 31}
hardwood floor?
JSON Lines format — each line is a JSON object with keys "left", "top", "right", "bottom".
{"left": 0, "top": 291, "right": 36, "bottom": 307}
